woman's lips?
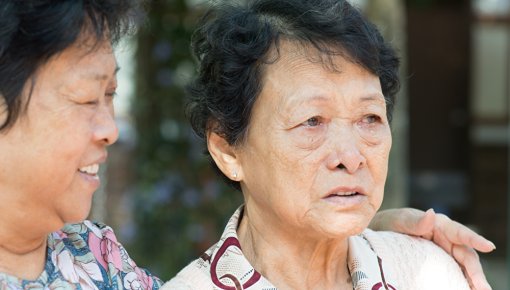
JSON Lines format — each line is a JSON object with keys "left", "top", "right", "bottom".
{"left": 322, "top": 187, "right": 367, "bottom": 207}
{"left": 77, "top": 164, "right": 101, "bottom": 190}
{"left": 325, "top": 186, "right": 366, "bottom": 197}
{"left": 322, "top": 193, "right": 367, "bottom": 207}
{"left": 326, "top": 191, "right": 359, "bottom": 197}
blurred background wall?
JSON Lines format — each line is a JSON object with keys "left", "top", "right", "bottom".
{"left": 89, "top": 0, "right": 509, "bottom": 288}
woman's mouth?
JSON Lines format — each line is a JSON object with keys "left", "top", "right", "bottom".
{"left": 78, "top": 163, "right": 101, "bottom": 190}
{"left": 326, "top": 191, "right": 360, "bottom": 197}
{"left": 78, "top": 164, "right": 99, "bottom": 176}
{"left": 323, "top": 189, "right": 367, "bottom": 207}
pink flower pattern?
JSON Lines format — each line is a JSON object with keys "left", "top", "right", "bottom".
{"left": 0, "top": 221, "right": 162, "bottom": 289}
{"left": 88, "top": 223, "right": 124, "bottom": 272}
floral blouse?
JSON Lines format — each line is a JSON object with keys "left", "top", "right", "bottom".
{"left": 0, "top": 220, "right": 162, "bottom": 290}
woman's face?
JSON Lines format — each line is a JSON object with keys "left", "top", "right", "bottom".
{"left": 0, "top": 37, "right": 118, "bottom": 232}
{"left": 236, "top": 43, "right": 392, "bottom": 239}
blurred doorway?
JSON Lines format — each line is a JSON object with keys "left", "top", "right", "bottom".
{"left": 406, "top": 0, "right": 509, "bottom": 258}
{"left": 407, "top": 1, "right": 471, "bottom": 221}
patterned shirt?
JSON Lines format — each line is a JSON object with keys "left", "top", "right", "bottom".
{"left": 164, "top": 206, "right": 470, "bottom": 290}
{"left": 0, "top": 220, "right": 162, "bottom": 290}
{"left": 164, "top": 206, "right": 397, "bottom": 289}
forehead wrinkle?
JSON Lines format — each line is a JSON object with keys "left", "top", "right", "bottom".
{"left": 265, "top": 48, "right": 332, "bottom": 106}
{"left": 82, "top": 63, "right": 119, "bottom": 82}
{"left": 359, "top": 94, "right": 385, "bottom": 104}
{"left": 262, "top": 41, "right": 384, "bottom": 122}
{"left": 282, "top": 94, "right": 330, "bottom": 112}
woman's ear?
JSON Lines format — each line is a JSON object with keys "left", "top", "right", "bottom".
{"left": 207, "top": 131, "right": 242, "bottom": 181}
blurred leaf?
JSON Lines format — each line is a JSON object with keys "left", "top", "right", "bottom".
{"left": 128, "top": 0, "right": 242, "bottom": 279}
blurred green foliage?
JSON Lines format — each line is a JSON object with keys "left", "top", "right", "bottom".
{"left": 129, "top": 0, "right": 242, "bottom": 279}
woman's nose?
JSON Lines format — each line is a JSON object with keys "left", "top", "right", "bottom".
{"left": 334, "top": 149, "right": 366, "bottom": 173}
{"left": 326, "top": 128, "right": 366, "bottom": 173}
{"left": 93, "top": 104, "right": 119, "bottom": 146}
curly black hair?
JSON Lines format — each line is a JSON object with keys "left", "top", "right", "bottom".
{"left": 187, "top": 0, "right": 400, "bottom": 190}
{"left": 0, "top": 0, "right": 143, "bottom": 130}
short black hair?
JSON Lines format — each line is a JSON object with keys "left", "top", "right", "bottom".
{"left": 187, "top": 0, "right": 400, "bottom": 190}
{"left": 0, "top": 0, "right": 142, "bottom": 130}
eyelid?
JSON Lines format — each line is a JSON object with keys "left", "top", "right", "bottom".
{"left": 83, "top": 99, "right": 99, "bottom": 105}
{"left": 300, "top": 116, "right": 323, "bottom": 127}
{"left": 361, "top": 114, "right": 383, "bottom": 124}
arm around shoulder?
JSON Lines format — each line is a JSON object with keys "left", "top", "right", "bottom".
{"left": 363, "top": 229, "right": 471, "bottom": 290}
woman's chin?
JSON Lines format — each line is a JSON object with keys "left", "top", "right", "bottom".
{"left": 314, "top": 211, "right": 374, "bottom": 239}
{"left": 61, "top": 202, "right": 93, "bottom": 224}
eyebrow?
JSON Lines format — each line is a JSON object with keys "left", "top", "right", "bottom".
{"left": 359, "top": 94, "right": 385, "bottom": 103}
{"left": 86, "top": 66, "right": 120, "bottom": 81}
{"left": 289, "top": 94, "right": 384, "bottom": 106}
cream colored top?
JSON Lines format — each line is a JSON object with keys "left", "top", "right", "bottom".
{"left": 163, "top": 207, "right": 470, "bottom": 290}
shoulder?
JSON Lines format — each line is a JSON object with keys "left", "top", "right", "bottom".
{"left": 59, "top": 220, "right": 122, "bottom": 265}
{"left": 361, "top": 229, "right": 470, "bottom": 290}
{"left": 57, "top": 220, "right": 163, "bottom": 289}
{"left": 162, "top": 258, "right": 213, "bottom": 290}
{"left": 59, "top": 220, "right": 116, "bottom": 242}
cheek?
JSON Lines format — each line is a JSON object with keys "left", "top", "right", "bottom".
{"left": 275, "top": 140, "right": 325, "bottom": 183}
{"left": 366, "top": 144, "right": 390, "bottom": 212}
{"left": 289, "top": 126, "right": 327, "bottom": 150}
{"left": 37, "top": 123, "right": 93, "bottom": 176}
{"left": 368, "top": 137, "right": 392, "bottom": 184}
{"left": 356, "top": 121, "right": 392, "bottom": 146}
{"left": 245, "top": 137, "right": 320, "bottom": 199}
{"left": 362, "top": 124, "right": 391, "bottom": 169}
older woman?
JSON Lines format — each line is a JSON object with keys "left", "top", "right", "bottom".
{"left": 0, "top": 0, "right": 492, "bottom": 289}
{"left": 164, "top": 0, "right": 488, "bottom": 289}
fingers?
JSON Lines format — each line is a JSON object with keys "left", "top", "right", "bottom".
{"left": 435, "top": 213, "right": 496, "bottom": 253}
{"left": 451, "top": 244, "right": 492, "bottom": 290}
{"left": 371, "top": 207, "right": 495, "bottom": 290}
{"left": 371, "top": 208, "right": 496, "bottom": 253}
{"left": 433, "top": 213, "right": 495, "bottom": 290}
{"left": 369, "top": 208, "right": 435, "bottom": 236}
{"left": 368, "top": 209, "right": 401, "bottom": 231}
{"left": 413, "top": 208, "right": 435, "bottom": 239}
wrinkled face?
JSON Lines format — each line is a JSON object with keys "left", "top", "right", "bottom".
{"left": 0, "top": 37, "right": 118, "bottom": 232}
{"left": 236, "top": 43, "right": 392, "bottom": 239}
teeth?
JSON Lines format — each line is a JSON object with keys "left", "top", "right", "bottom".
{"left": 79, "top": 164, "right": 99, "bottom": 175}
{"left": 335, "top": 192, "right": 357, "bottom": 196}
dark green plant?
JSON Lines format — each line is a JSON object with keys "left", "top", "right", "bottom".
{"left": 129, "top": 0, "right": 242, "bottom": 279}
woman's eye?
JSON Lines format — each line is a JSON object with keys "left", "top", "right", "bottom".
{"left": 84, "top": 99, "right": 99, "bottom": 105}
{"left": 302, "top": 116, "right": 322, "bottom": 127}
{"left": 362, "top": 115, "right": 381, "bottom": 124}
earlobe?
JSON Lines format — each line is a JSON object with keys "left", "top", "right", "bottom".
{"left": 207, "top": 131, "right": 242, "bottom": 181}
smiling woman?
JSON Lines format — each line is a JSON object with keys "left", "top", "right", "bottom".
{"left": 163, "top": 0, "right": 476, "bottom": 289}
{"left": 3, "top": 36, "right": 118, "bottom": 228}
{"left": 0, "top": 0, "right": 161, "bottom": 288}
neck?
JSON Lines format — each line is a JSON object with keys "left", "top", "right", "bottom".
{"left": 0, "top": 231, "right": 48, "bottom": 280}
{"left": 237, "top": 205, "right": 352, "bottom": 290}
{"left": 0, "top": 187, "right": 59, "bottom": 280}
